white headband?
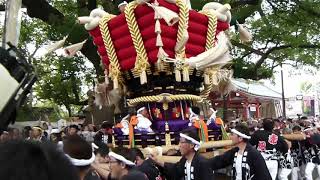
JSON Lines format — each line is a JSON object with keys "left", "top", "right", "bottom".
{"left": 137, "top": 107, "right": 146, "bottom": 114}
{"left": 180, "top": 133, "right": 201, "bottom": 151}
{"left": 108, "top": 152, "right": 136, "bottom": 166}
{"left": 231, "top": 129, "right": 251, "bottom": 139}
{"left": 51, "top": 129, "right": 60, "bottom": 134}
{"left": 65, "top": 153, "right": 95, "bottom": 166}
{"left": 303, "top": 127, "right": 314, "bottom": 132}
{"left": 118, "top": 1, "right": 128, "bottom": 8}
{"left": 122, "top": 114, "right": 130, "bottom": 121}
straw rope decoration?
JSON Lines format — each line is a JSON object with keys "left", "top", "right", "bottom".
{"left": 125, "top": 1, "right": 150, "bottom": 83}
{"left": 175, "top": 0, "right": 190, "bottom": 82}
{"left": 199, "top": 10, "right": 219, "bottom": 98}
{"left": 99, "top": 14, "right": 123, "bottom": 89}
{"left": 127, "top": 94, "right": 202, "bottom": 106}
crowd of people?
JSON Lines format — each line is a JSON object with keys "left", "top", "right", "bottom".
{"left": 1, "top": 115, "right": 320, "bottom": 180}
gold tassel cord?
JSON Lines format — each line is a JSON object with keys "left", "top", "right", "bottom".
{"left": 127, "top": 94, "right": 202, "bottom": 106}
{"left": 99, "top": 14, "right": 122, "bottom": 89}
{"left": 125, "top": 2, "right": 150, "bottom": 82}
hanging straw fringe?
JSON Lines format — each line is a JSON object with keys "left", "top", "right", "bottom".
{"left": 156, "top": 33, "right": 163, "bottom": 47}
{"left": 64, "top": 40, "right": 87, "bottom": 57}
{"left": 182, "top": 66, "right": 190, "bottom": 82}
{"left": 204, "top": 73, "right": 210, "bottom": 85}
{"left": 155, "top": 20, "right": 161, "bottom": 33}
{"left": 45, "top": 36, "right": 68, "bottom": 55}
{"left": 104, "top": 69, "right": 110, "bottom": 85}
{"left": 175, "top": 69, "right": 181, "bottom": 82}
{"left": 140, "top": 70, "right": 147, "bottom": 84}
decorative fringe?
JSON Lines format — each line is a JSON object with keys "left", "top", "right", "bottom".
{"left": 104, "top": 69, "right": 110, "bottom": 85}
{"left": 113, "top": 77, "right": 119, "bottom": 89}
{"left": 238, "top": 24, "right": 252, "bottom": 43}
{"left": 149, "top": 4, "right": 179, "bottom": 26}
{"left": 155, "top": 20, "right": 161, "bottom": 33}
{"left": 46, "top": 36, "right": 68, "bottom": 55}
{"left": 140, "top": 70, "right": 147, "bottom": 84}
{"left": 64, "top": 40, "right": 87, "bottom": 57}
{"left": 182, "top": 67, "right": 190, "bottom": 82}
{"left": 175, "top": 69, "right": 181, "bottom": 82}
{"left": 157, "top": 47, "right": 168, "bottom": 59}
{"left": 156, "top": 33, "right": 163, "bottom": 47}
{"left": 204, "top": 73, "right": 210, "bottom": 85}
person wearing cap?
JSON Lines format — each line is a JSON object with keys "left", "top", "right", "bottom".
{"left": 136, "top": 107, "right": 153, "bottom": 133}
{"left": 249, "top": 118, "right": 288, "bottom": 180}
{"left": 108, "top": 147, "right": 147, "bottom": 180}
{"left": 31, "top": 126, "right": 46, "bottom": 142}
{"left": 118, "top": 1, "right": 127, "bottom": 13}
{"left": 0, "top": 130, "right": 10, "bottom": 142}
{"left": 151, "top": 128, "right": 214, "bottom": 180}
{"left": 209, "top": 124, "right": 271, "bottom": 180}
{"left": 63, "top": 135, "right": 98, "bottom": 180}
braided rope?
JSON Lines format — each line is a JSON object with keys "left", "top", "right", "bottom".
{"left": 199, "top": 10, "right": 218, "bottom": 50}
{"left": 99, "top": 14, "right": 122, "bottom": 84}
{"left": 201, "top": 67, "right": 219, "bottom": 98}
{"left": 125, "top": 1, "right": 150, "bottom": 77}
{"left": 199, "top": 10, "right": 218, "bottom": 98}
{"left": 127, "top": 94, "right": 202, "bottom": 106}
{"left": 175, "top": 0, "right": 189, "bottom": 58}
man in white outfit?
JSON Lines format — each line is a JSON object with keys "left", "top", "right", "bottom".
{"left": 136, "top": 107, "right": 153, "bottom": 132}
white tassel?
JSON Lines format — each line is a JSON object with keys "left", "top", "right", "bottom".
{"left": 156, "top": 33, "right": 163, "bottom": 47}
{"left": 64, "top": 40, "right": 87, "bottom": 57}
{"left": 175, "top": 29, "right": 189, "bottom": 52}
{"left": 186, "top": 33, "right": 230, "bottom": 70}
{"left": 45, "top": 36, "right": 68, "bottom": 55}
{"left": 113, "top": 77, "right": 119, "bottom": 89}
{"left": 147, "top": 3, "right": 179, "bottom": 26}
{"left": 157, "top": 47, "right": 168, "bottom": 59}
{"left": 155, "top": 20, "right": 161, "bottom": 33}
{"left": 175, "top": 69, "right": 181, "bottom": 82}
{"left": 182, "top": 67, "right": 190, "bottom": 82}
{"left": 104, "top": 69, "right": 110, "bottom": 85}
{"left": 204, "top": 73, "right": 210, "bottom": 85}
{"left": 140, "top": 70, "right": 147, "bottom": 84}
{"left": 238, "top": 24, "right": 252, "bottom": 43}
